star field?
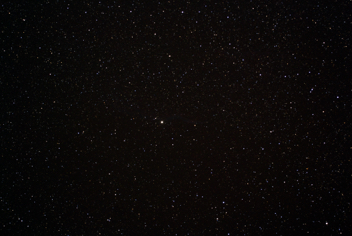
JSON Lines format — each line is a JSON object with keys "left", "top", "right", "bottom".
{"left": 1, "top": 1, "right": 351, "bottom": 235}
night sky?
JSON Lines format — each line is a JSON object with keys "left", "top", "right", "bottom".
{"left": 1, "top": 1, "right": 352, "bottom": 235}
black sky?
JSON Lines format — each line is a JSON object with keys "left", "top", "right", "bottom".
{"left": 1, "top": 1, "right": 352, "bottom": 235}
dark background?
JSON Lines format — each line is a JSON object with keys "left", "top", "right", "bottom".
{"left": 1, "top": 1, "right": 351, "bottom": 235}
